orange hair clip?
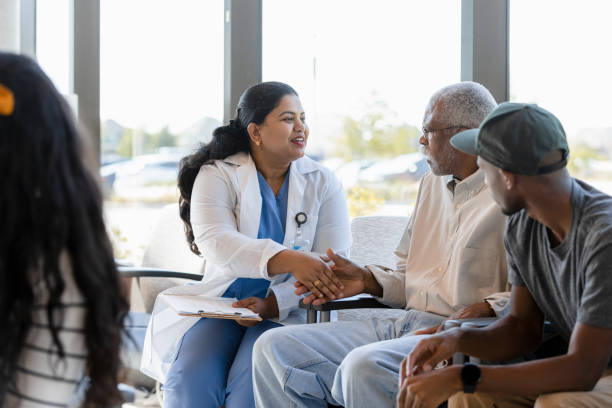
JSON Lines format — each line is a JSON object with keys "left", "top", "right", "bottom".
{"left": 0, "top": 83, "right": 15, "bottom": 116}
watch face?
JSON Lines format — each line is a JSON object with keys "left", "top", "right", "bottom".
{"left": 461, "top": 363, "right": 481, "bottom": 385}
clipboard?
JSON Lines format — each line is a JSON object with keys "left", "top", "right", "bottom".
{"left": 161, "top": 293, "right": 262, "bottom": 321}
{"left": 177, "top": 311, "right": 262, "bottom": 321}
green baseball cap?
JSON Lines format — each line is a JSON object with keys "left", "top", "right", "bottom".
{"left": 450, "top": 102, "right": 569, "bottom": 175}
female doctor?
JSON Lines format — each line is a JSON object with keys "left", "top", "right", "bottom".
{"left": 146, "top": 82, "right": 351, "bottom": 408}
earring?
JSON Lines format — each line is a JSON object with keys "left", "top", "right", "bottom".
{"left": 255, "top": 140, "right": 261, "bottom": 146}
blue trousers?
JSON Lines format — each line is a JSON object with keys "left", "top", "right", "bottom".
{"left": 163, "top": 278, "right": 281, "bottom": 408}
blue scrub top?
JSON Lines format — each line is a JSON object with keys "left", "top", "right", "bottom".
{"left": 222, "top": 169, "right": 290, "bottom": 299}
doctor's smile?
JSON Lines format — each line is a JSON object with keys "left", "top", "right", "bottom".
{"left": 290, "top": 135, "right": 306, "bottom": 148}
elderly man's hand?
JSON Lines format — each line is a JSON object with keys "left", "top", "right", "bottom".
{"left": 413, "top": 301, "right": 495, "bottom": 335}
{"left": 451, "top": 301, "right": 495, "bottom": 319}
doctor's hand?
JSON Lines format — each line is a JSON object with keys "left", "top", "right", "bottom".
{"left": 233, "top": 293, "right": 279, "bottom": 327}
{"left": 270, "top": 249, "right": 344, "bottom": 301}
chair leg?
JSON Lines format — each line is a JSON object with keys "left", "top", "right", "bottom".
{"left": 307, "top": 309, "right": 318, "bottom": 323}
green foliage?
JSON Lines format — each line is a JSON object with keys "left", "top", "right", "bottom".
{"left": 116, "top": 128, "right": 133, "bottom": 157}
{"left": 107, "top": 126, "right": 178, "bottom": 158}
{"left": 149, "top": 126, "right": 176, "bottom": 151}
{"left": 567, "top": 143, "right": 606, "bottom": 176}
{"left": 346, "top": 186, "right": 385, "bottom": 217}
{"left": 110, "top": 226, "right": 131, "bottom": 260}
{"left": 333, "top": 99, "right": 420, "bottom": 161}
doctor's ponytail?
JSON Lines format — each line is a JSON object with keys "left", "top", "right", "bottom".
{"left": 178, "top": 81, "right": 298, "bottom": 255}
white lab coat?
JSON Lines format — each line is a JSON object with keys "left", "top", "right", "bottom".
{"left": 141, "top": 152, "right": 351, "bottom": 383}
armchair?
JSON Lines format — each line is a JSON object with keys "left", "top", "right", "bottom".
{"left": 301, "top": 296, "right": 391, "bottom": 323}
{"left": 119, "top": 266, "right": 202, "bottom": 404}
{"left": 116, "top": 203, "right": 204, "bottom": 402}
{"left": 300, "top": 215, "right": 408, "bottom": 323}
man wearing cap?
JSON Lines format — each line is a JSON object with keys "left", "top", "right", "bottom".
{"left": 398, "top": 103, "right": 612, "bottom": 408}
{"left": 252, "top": 82, "right": 511, "bottom": 408}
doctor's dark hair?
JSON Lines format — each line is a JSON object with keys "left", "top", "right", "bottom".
{"left": 178, "top": 81, "right": 298, "bottom": 255}
{"left": 0, "top": 53, "right": 128, "bottom": 407}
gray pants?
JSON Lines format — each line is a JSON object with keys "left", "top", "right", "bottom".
{"left": 252, "top": 309, "right": 444, "bottom": 408}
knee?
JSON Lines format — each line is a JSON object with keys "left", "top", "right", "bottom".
{"left": 334, "top": 346, "right": 399, "bottom": 405}
{"left": 448, "top": 392, "right": 481, "bottom": 408}
{"left": 166, "top": 345, "right": 228, "bottom": 396}
{"left": 163, "top": 355, "right": 227, "bottom": 407}
{"left": 173, "top": 348, "right": 221, "bottom": 380}
{"left": 252, "top": 326, "right": 290, "bottom": 368}
{"left": 534, "top": 392, "right": 570, "bottom": 408}
{"left": 337, "top": 346, "right": 378, "bottom": 386}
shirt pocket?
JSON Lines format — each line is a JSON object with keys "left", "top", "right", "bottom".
{"left": 455, "top": 247, "right": 503, "bottom": 306}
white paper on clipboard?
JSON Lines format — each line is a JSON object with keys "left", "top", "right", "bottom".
{"left": 159, "top": 293, "right": 261, "bottom": 320}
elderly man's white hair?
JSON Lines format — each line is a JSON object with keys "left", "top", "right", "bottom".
{"left": 426, "top": 81, "right": 497, "bottom": 129}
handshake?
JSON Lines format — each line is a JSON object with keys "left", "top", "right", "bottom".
{"left": 233, "top": 248, "right": 381, "bottom": 326}
{"left": 291, "top": 248, "right": 383, "bottom": 306}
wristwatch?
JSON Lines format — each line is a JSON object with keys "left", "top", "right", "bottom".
{"left": 460, "top": 363, "right": 481, "bottom": 393}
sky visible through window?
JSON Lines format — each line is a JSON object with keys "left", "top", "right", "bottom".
{"left": 100, "top": 0, "right": 224, "bottom": 133}
{"left": 36, "top": 1, "right": 612, "bottom": 149}
{"left": 510, "top": 0, "right": 612, "bottom": 136}
{"left": 263, "top": 0, "right": 461, "bottom": 155}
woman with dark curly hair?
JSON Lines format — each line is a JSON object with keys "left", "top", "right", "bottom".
{"left": 0, "top": 52, "right": 128, "bottom": 407}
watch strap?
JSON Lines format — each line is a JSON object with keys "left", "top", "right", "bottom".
{"left": 463, "top": 382, "right": 477, "bottom": 394}
{"left": 461, "top": 363, "right": 481, "bottom": 394}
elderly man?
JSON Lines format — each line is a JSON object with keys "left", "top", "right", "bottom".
{"left": 398, "top": 103, "right": 612, "bottom": 408}
{"left": 252, "top": 82, "right": 510, "bottom": 408}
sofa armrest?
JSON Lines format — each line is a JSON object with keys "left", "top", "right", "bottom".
{"left": 117, "top": 266, "right": 203, "bottom": 281}
{"left": 119, "top": 266, "right": 202, "bottom": 390}
{"left": 444, "top": 317, "right": 499, "bottom": 328}
{"left": 299, "top": 295, "right": 391, "bottom": 311}
{"left": 299, "top": 295, "right": 392, "bottom": 323}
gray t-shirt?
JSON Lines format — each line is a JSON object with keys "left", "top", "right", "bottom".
{"left": 506, "top": 179, "right": 612, "bottom": 363}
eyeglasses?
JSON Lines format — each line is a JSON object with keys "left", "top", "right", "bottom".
{"left": 421, "top": 125, "right": 468, "bottom": 136}
{"left": 420, "top": 125, "right": 469, "bottom": 143}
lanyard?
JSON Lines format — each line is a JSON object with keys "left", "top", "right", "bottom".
{"left": 292, "top": 212, "right": 309, "bottom": 251}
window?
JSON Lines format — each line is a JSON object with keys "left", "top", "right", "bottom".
{"left": 263, "top": 0, "right": 461, "bottom": 217}
{"left": 101, "top": 0, "right": 224, "bottom": 263}
{"left": 36, "top": 0, "right": 72, "bottom": 95}
{"left": 510, "top": 0, "right": 612, "bottom": 193}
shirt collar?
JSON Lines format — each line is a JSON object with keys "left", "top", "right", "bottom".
{"left": 445, "top": 175, "right": 458, "bottom": 194}
{"left": 223, "top": 152, "right": 319, "bottom": 175}
{"left": 447, "top": 168, "right": 486, "bottom": 203}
